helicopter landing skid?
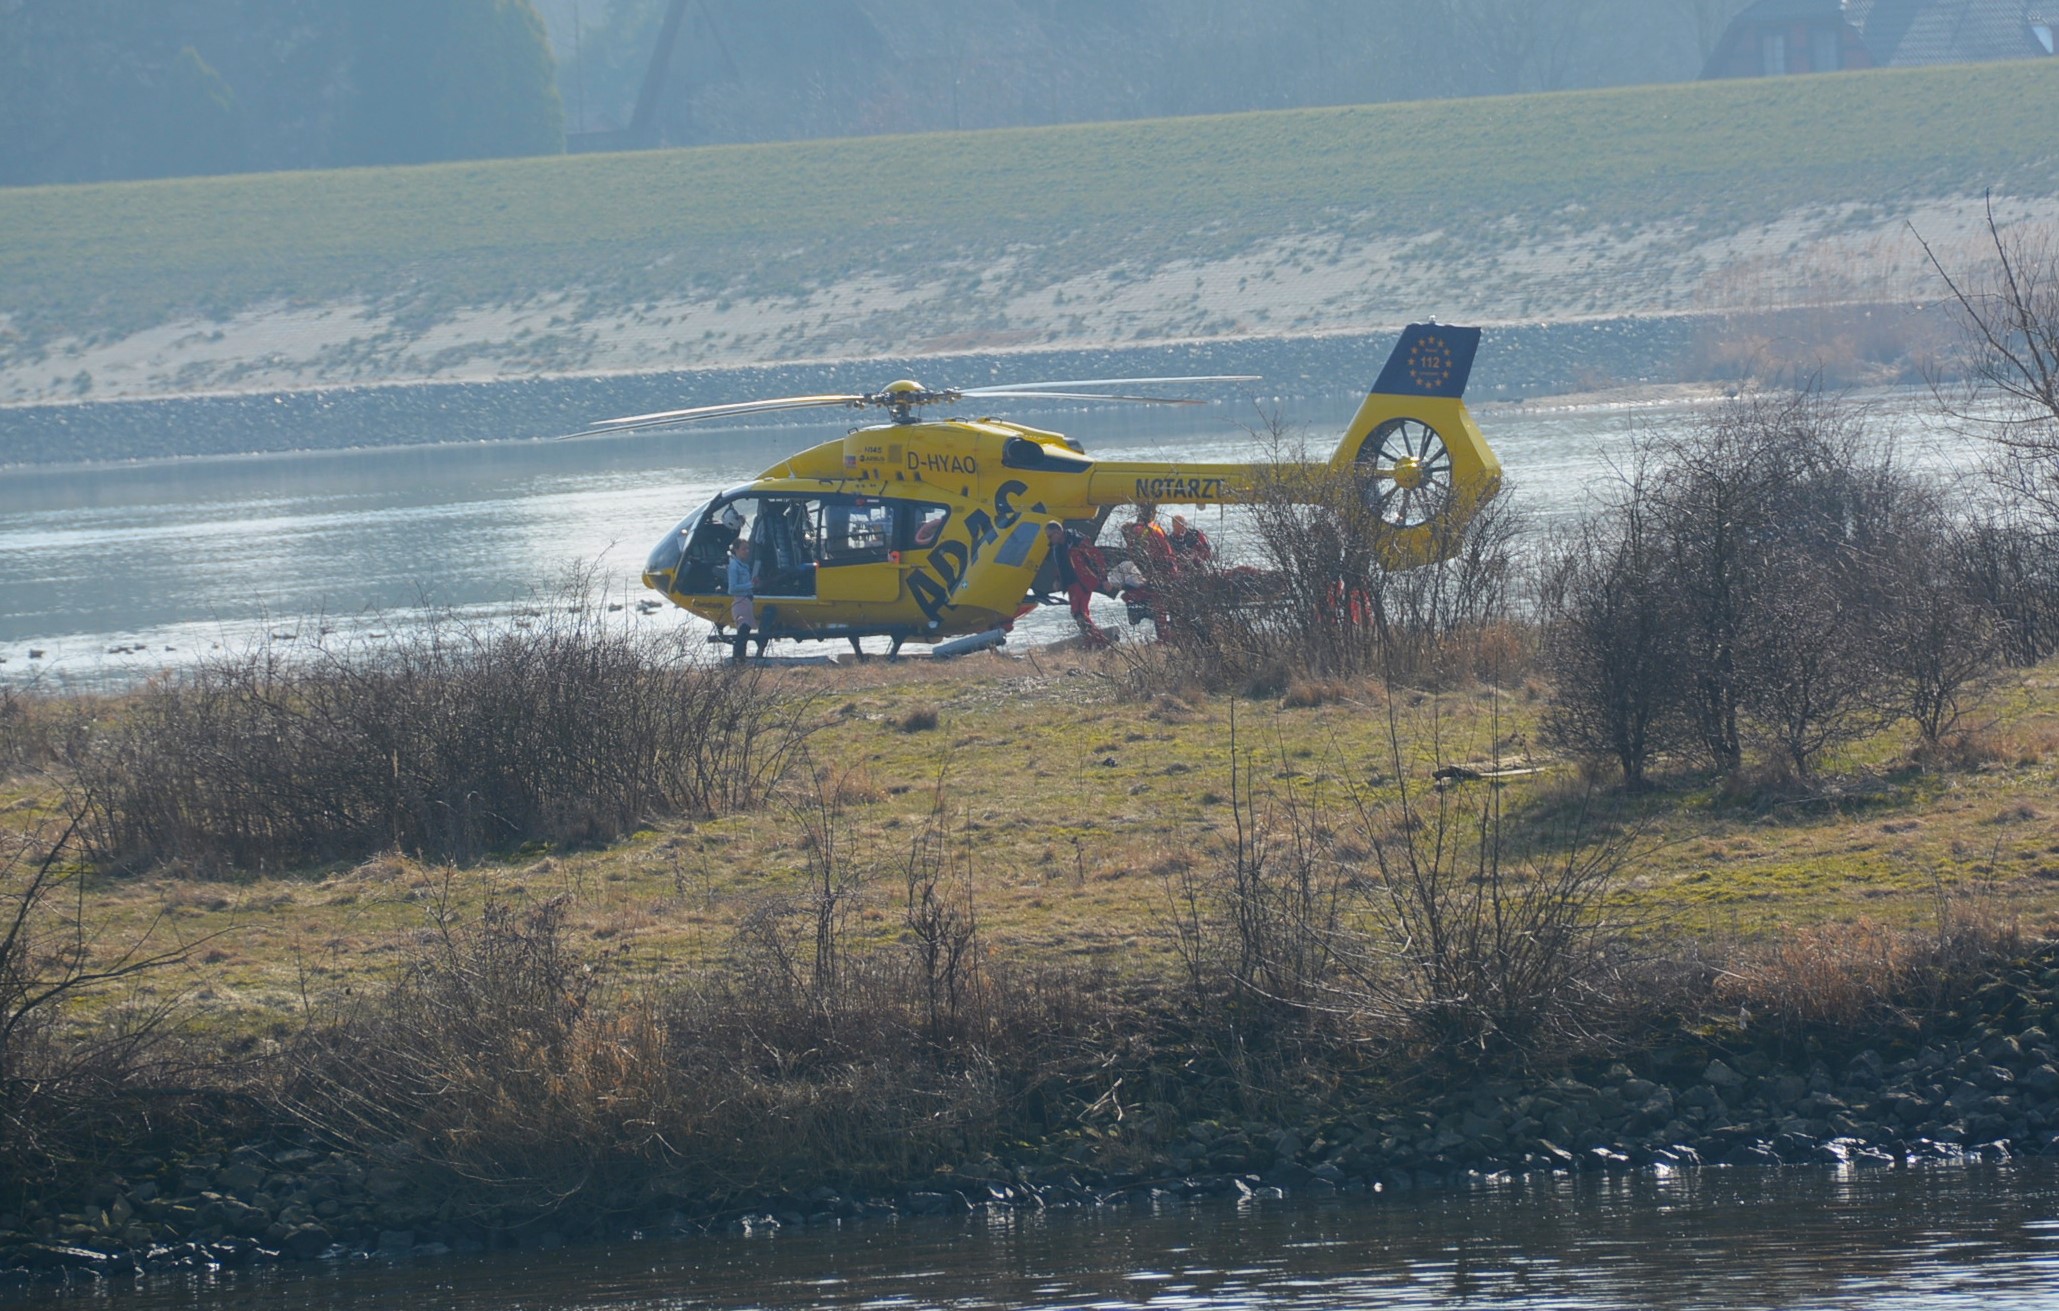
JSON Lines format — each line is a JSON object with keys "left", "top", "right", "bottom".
{"left": 704, "top": 625, "right": 923, "bottom": 659}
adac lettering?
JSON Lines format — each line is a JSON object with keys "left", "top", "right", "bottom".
{"left": 1132, "top": 475, "right": 1226, "bottom": 502}
{"left": 907, "top": 482, "right": 1031, "bottom": 624}
{"left": 907, "top": 451, "right": 978, "bottom": 476}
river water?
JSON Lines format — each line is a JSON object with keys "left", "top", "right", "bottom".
{"left": 6, "top": 1166, "right": 2059, "bottom": 1309}
{"left": 0, "top": 389, "right": 1963, "bottom": 687}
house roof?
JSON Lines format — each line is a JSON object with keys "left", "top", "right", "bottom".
{"left": 1849, "top": 0, "right": 2054, "bottom": 64}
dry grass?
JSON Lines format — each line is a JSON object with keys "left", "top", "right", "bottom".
{"left": 9, "top": 644, "right": 2059, "bottom": 1208}
{"left": 5, "top": 644, "right": 2059, "bottom": 1045}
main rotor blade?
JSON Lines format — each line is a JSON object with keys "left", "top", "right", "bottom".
{"left": 569, "top": 393, "right": 865, "bottom": 437}
{"left": 960, "top": 389, "right": 1207, "bottom": 405}
{"left": 962, "top": 374, "right": 1259, "bottom": 394}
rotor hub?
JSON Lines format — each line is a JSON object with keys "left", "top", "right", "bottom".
{"left": 1389, "top": 455, "right": 1426, "bottom": 490}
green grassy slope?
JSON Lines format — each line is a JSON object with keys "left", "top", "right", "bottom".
{"left": 3, "top": 60, "right": 2056, "bottom": 341}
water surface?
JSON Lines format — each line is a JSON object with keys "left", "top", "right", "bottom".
{"left": 0, "top": 390, "right": 1957, "bottom": 686}
{"left": 8, "top": 1167, "right": 2059, "bottom": 1310}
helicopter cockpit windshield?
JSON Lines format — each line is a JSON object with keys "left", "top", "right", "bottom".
{"left": 645, "top": 503, "right": 704, "bottom": 578}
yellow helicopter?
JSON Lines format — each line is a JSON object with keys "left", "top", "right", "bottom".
{"left": 590, "top": 324, "right": 1499, "bottom": 657}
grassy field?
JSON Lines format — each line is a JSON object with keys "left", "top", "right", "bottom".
{"left": 13, "top": 643, "right": 2057, "bottom": 1039}
{"left": 3, "top": 59, "right": 2058, "bottom": 348}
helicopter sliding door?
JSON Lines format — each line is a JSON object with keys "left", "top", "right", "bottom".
{"left": 815, "top": 495, "right": 901, "bottom": 604}
{"left": 747, "top": 497, "right": 817, "bottom": 598}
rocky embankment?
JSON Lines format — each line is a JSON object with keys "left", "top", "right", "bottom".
{"left": 9, "top": 953, "right": 2058, "bottom": 1284}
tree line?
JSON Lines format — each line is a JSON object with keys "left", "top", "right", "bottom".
{"left": 2, "top": 0, "right": 1755, "bottom": 186}
{"left": 551, "top": 0, "right": 1752, "bottom": 147}
{"left": 0, "top": 0, "right": 562, "bottom": 186}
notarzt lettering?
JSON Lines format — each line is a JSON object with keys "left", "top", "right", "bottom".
{"left": 1132, "top": 476, "right": 1227, "bottom": 502}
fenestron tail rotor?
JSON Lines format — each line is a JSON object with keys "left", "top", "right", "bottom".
{"left": 566, "top": 374, "right": 1261, "bottom": 436}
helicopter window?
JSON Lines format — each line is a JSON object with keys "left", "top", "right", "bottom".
{"left": 906, "top": 504, "right": 950, "bottom": 550}
{"left": 821, "top": 497, "right": 896, "bottom": 564}
{"left": 751, "top": 497, "right": 820, "bottom": 598}
{"left": 995, "top": 520, "right": 1042, "bottom": 569}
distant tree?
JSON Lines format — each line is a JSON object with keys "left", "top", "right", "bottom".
{"left": 1438, "top": 0, "right": 1607, "bottom": 94}
{"left": 0, "top": 2, "right": 242, "bottom": 183}
{"left": 341, "top": 0, "right": 564, "bottom": 166}
{"left": 124, "top": 44, "right": 242, "bottom": 179}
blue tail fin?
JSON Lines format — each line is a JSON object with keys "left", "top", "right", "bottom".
{"left": 1370, "top": 324, "right": 1481, "bottom": 399}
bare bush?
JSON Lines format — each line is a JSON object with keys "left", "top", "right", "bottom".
{"left": 1652, "top": 391, "right": 1903, "bottom": 775}
{"left": 1143, "top": 435, "right": 1522, "bottom": 696}
{"left": 1164, "top": 707, "right": 1345, "bottom": 1034}
{"left": 75, "top": 580, "right": 815, "bottom": 870}
{"left": 1544, "top": 389, "right": 2001, "bottom": 782}
{"left": 1538, "top": 462, "right": 1679, "bottom": 787}
{"left": 1953, "top": 509, "right": 2059, "bottom": 667}
{"left": 1922, "top": 201, "right": 2059, "bottom": 529}
{"left": 1166, "top": 701, "right": 1642, "bottom": 1064}
{"left": 1884, "top": 520, "right": 2004, "bottom": 747}
{"left": 1330, "top": 764, "right": 1640, "bottom": 1058}
{"left": 2, "top": 808, "right": 197, "bottom": 1189}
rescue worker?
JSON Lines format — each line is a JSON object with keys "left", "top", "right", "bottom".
{"left": 1119, "top": 502, "right": 1175, "bottom": 639}
{"left": 726, "top": 538, "right": 756, "bottom": 664}
{"left": 1122, "top": 502, "right": 1175, "bottom": 574}
{"left": 1045, "top": 520, "right": 1113, "bottom": 649}
{"left": 1168, "top": 513, "right": 1213, "bottom": 565}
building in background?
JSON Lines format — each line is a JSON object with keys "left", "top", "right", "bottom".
{"left": 1704, "top": 0, "right": 2052, "bottom": 76}
{"left": 1703, "top": 0, "right": 1876, "bottom": 76}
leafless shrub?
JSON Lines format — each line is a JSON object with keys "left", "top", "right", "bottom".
{"left": 1329, "top": 756, "right": 1642, "bottom": 1058}
{"left": 1653, "top": 391, "right": 1904, "bottom": 775}
{"left": 2, "top": 806, "right": 199, "bottom": 1188}
{"left": 1163, "top": 706, "right": 1346, "bottom": 1036}
{"left": 1166, "top": 700, "right": 1643, "bottom": 1065}
{"left": 1141, "top": 426, "right": 1523, "bottom": 696}
{"left": 1920, "top": 200, "right": 2059, "bottom": 529}
{"left": 75, "top": 577, "right": 816, "bottom": 871}
{"left": 1952, "top": 509, "right": 2059, "bottom": 667}
{"left": 1544, "top": 389, "right": 2005, "bottom": 782}
{"left": 1537, "top": 460, "right": 1679, "bottom": 788}
{"left": 1885, "top": 521, "right": 2005, "bottom": 748}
